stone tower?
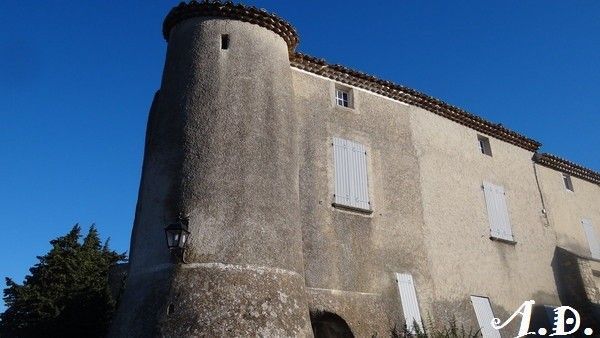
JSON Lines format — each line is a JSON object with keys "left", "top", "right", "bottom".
{"left": 110, "top": 2, "right": 311, "bottom": 336}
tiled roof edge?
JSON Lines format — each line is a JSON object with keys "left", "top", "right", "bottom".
{"left": 163, "top": 1, "right": 299, "bottom": 52}
{"left": 533, "top": 153, "right": 600, "bottom": 185}
{"left": 290, "top": 52, "right": 542, "bottom": 152}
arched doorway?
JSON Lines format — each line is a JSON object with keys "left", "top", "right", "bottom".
{"left": 310, "top": 311, "right": 354, "bottom": 338}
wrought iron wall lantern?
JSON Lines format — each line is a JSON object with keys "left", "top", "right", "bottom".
{"left": 164, "top": 216, "right": 190, "bottom": 263}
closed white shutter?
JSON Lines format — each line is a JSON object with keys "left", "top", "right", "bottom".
{"left": 333, "top": 137, "right": 370, "bottom": 210}
{"left": 395, "top": 273, "right": 423, "bottom": 333}
{"left": 470, "top": 296, "right": 501, "bottom": 338}
{"left": 582, "top": 219, "right": 600, "bottom": 259}
{"left": 483, "top": 182, "right": 514, "bottom": 241}
{"left": 333, "top": 137, "right": 351, "bottom": 206}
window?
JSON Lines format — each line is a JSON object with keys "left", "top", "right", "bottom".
{"left": 477, "top": 135, "right": 492, "bottom": 156}
{"left": 470, "top": 296, "right": 501, "bottom": 338}
{"left": 582, "top": 219, "right": 600, "bottom": 259}
{"left": 562, "top": 173, "right": 574, "bottom": 192}
{"left": 332, "top": 137, "right": 371, "bottom": 211}
{"left": 483, "top": 182, "right": 514, "bottom": 242}
{"left": 335, "top": 89, "right": 349, "bottom": 107}
{"left": 221, "top": 34, "right": 229, "bottom": 50}
{"left": 396, "top": 273, "right": 423, "bottom": 333}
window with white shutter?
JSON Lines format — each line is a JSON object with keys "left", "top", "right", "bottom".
{"left": 470, "top": 296, "right": 501, "bottom": 338}
{"left": 582, "top": 219, "right": 600, "bottom": 259}
{"left": 483, "top": 181, "right": 514, "bottom": 242}
{"left": 395, "top": 273, "right": 423, "bottom": 333}
{"left": 332, "top": 137, "right": 371, "bottom": 212}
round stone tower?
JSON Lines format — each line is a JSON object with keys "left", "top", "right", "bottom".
{"left": 110, "top": 1, "right": 311, "bottom": 336}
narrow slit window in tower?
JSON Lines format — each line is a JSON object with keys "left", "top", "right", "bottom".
{"left": 221, "top": 34, "right": 229, "bottom": 50}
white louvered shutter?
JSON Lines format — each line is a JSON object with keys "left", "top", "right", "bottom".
{"left": 483, "top": 182, "right": 514, "bottom": 241}
{"left": 470, "top": 296, "right": 501, "bottom": 338}
{"left": 582, "top": 219, "right": 600, "bottom": 259}
{"left": 333, "top": 137, "right": 370, "bottom": 210}
{"left": 395, "top": 273, "right": 423, "bottom": 333}
{"left": 333, "top": 137, "right": 351, "bottom": 206}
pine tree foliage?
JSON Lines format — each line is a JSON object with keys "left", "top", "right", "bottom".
{"left": 0, "top": 224, "right": 127, "bottom": 337}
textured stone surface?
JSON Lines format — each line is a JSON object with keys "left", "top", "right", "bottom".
{"left": 409, "top": 102, "right": 562, "bottom": 327}
{"left": 534, "top": 153, "right": 600, "bottom": 185}
{"left": 162, "top": 1, "right": 299, "bottom": 51}
{"left": 306, "top": 288, "right": 388, "bottom": 337}
{"left": 291, "top": 66, "right": 569, "bottom": 334}
{"left": 552, "top": 248, "right": 600, "bottom": 332}
{"left": 293, "top": 68, "right": 436, "bottom": 333}
{"left": 107, "top": 263, "right": 128, "bottom": 304}
{"left": 535, "top": 163, "right": 600, "bottom": 259}
{"left": 110, "top": 2, "right": 600, "bottom": 336}
{"left": 110, "top": 16, "right": 310, "bottom": 336}
{"left": 160, "top": 264, "right": 311, "bottom": 336}
{"left": 290, "top": 53, "right": 541, "bottom": 152}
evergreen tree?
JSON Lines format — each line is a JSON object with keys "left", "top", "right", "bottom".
{"left": 0, "top": 225, "right": 127, "bottom": 337}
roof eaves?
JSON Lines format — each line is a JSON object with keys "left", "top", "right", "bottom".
{"left": 163, "top": 1, "right": 299, "bottom": 53}
{"left": 533, "top": 153, "right": 600, "bottom": 185}
{"left": 290, "top": 52, "right": 541, "bottom": 152}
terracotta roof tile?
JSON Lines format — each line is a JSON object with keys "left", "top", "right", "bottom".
{"left": 163, "top": 1, "right": 299, "bottom": 52}
{"left": 162, "top": 2, "right": 600, "bottom": 185}
{"left": 290, "top": 52, "right": 541, "bottom": 152}
{"left": 534, "top": 153, "right": 600, "bottom": 185}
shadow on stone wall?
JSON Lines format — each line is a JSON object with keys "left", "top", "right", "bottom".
{"left": 108, "top": 263, "right": 129, "bottom": 304}
{"left": 551, "top": 246, "right": 600, "bottom": 336}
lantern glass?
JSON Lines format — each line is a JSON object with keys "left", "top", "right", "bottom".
{"left": 179, "top": 232, "right": 187, "bottom": 248}
{"left": 166, "top": 230, "right": 176, "bottom": 248}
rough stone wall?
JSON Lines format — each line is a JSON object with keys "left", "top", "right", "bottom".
{"left": 110, "top": 6, "right": 600, "bottom": 337}
{"left": 111, "top": 18, "right": 311, "bottom": 337}
{"left": 107, "top": 263, "right": 128, "bottom": 304}
{"left": 408, "top": 105, "right": 561, "bottom": 335}
{"left": 535, "top": 164, "right": 600, "bottom": 258}
{"left": 293, "top": 69, "right": 434, "bottom": 336}
{"left": 306, "top": 288, "right": 388, "bottom": 337}
{"left": 533, "top": 141, "right": 600, "bottom": 330}
{"left": 552, "top": 248, "right": 600, "bottom": 333}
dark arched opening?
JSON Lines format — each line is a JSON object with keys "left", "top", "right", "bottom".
{"left": 310, "top": 310, "right": 354, "bottom": 338}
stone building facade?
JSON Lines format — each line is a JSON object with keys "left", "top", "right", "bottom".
{"left": 109, "top": 2, "right": 600, "bottom": 337}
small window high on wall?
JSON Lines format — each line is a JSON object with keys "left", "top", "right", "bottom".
{"left": 332, "top": 137, "right": 371, "bottom": 212}
{"left": 335, "top": 85, "right": 353, "bottom": 108}
{"left": 562, "top": 173, "right": 574, "bottom": 192}
{"left": 477, "top": 135, "right": 492, "bottom": 156}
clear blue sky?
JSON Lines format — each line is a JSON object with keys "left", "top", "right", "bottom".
{"left": 1, "top": 1, "right": 599, "bottom": 310}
